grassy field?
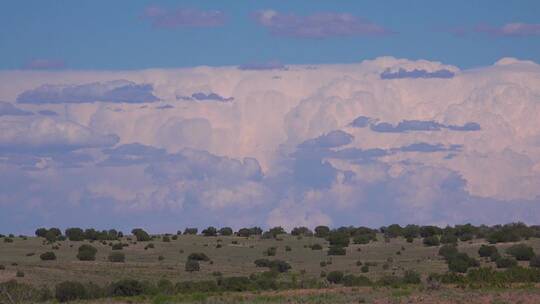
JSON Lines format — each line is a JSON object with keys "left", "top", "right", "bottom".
{"left": 1, "top": 233, "right": 540, "bottom": 289}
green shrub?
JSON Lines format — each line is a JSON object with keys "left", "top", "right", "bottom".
{"left": 158, "top": 255, "right": 164, "bottom": 261}
{"left": 490, "top": 251, "right": 502, "bottom": 262}
{"left": 108, "top": 279, "right": 144, "bottom": 297}
{"left": 376, "top": 275, "right": 401, "bottom": 287}
{"left": 111, "top": 243, "right": 123, "bottom": 250}
{"left": 314, "top": 226, "right": 330, "bottom": 238}
{"left": 361, "top": 265, "right": 369, "bottom": 273}
{"left": 162, "top": 236, "right": 170, "bottom": 242}
{"left": 311, "top": 243, "right": 323, "bottom": 250}
{"left": 356, "top": 260, "right": 363, "bottom": 266}
{"left": 406, "top": 236, "right": 414, "bottom": 243}
{"left": 459, "top": 233, "right": 473, "bottom": 241}
{"left": 285, "top": 245, "right": 292, "bottom": 252}
{"left": 448, "top": 253, "right": 477, "bottom": 273}
{"left": 4, "top": 238, "right": 13, "bottom": 243}
{"left": 16, "top": 270, "right": 24, "bottom": 277}
{"left": 506, "top": 244, "right": 535, "bottom": 261}
{"left": 55, "top": 281, "right": 87, "bottom": 302}
{"left": 440, "top": 234, "right": 458, "bottom": 244}
{"left": 219, "top": 276, "right": 253, "bottom": 291}
{"left": 438, "top": 244, "right": 458, "bottom": 260}
{"left": 144, "top": 243, "right": 154, "bottom": 250}
{"left": 326, "top": 271, "right": 344, "bottom": 284}
{"left": 342, "top": 274, "right": 371, "bottom": 286}
{"left": 187, "top": 252, "right": 210, "bottom": 261}
{"left": 185, "top": 260, "right": 200, "bottom": 272}
{"left": 327, "top": 231, "right": 350, "bottom": 247}
{"left": 40, "top": 252, "right": 56, "bottom": 261}
{"left": 183, "top": 228, "right": 198, "bottom": 235}
{"left": 423, "top": 236, "right": 440, "bottom": 246}
{"left": 327, "top": 245, "right": 346, "bottom": 256}
{"left": 0, "top": 265, "right": 5, "bottom": 270}
{"left": 65, "top": 228, "right": 85, "bottom": 241}
{"left": 478, "top": 245, "right": 498, "bottom": 257}
{"left": 496, "top": 257, "right": 518, "bottom": 268}
{"left": 76, "top": 244, "right": 97, "bottom": 261}
{"left": 108, "top": 252, "right": 125, "bottom": 263}
{"left": 353, "top": 234, "right": 371, "bottom": 244}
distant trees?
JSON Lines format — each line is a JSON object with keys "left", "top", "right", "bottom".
{"left": 218, "top": 227, "right": 233, "bottom": 236}
{"left": 236, "top": 227, "right": 262, "bottom": 237}
{"left": 314, "top": 226, "right": 330, "bottom": 238}
{"left": 65, "top": 228, "right": 84, "bottom": 241}
{"left": 183, "top": 228, "right": 198, "bottom": 235}
{"left": 291, "top": 227, "right": 313, "bottom": 236}
{"left": 202, "top": 227, "right": 217, "bottom": 237}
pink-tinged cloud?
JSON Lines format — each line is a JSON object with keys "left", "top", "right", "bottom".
{"left": 141, "top": 6, "right": 226, "bottom": 29}
{"left": 253, "top": 10, "right": 393, "bottom": 39}
{"left": 476, "top": 23, "right": 540, "bottom": 37}
{"left": 23, "top": 59, "right": 65, "bottom": 70}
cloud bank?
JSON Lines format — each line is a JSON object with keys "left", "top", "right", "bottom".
{"left": 1, "top": 56, "right": 540, "bottom": 233}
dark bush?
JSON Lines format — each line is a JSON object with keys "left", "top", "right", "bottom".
{"left": 76, "top": 244, "right": 97, "bottom": 261}
{"left": 406, "top": 236, "right": 414, "bottom": 243}
{"left": 377, "top": 275, "right": 401, "bottom": 287}
{"left": 111, "top": 243, "right": 123, "bottom": 250}
{"left": 157, "top": 279, "right": 174, "bottom": 295}
{"left": 327, "top": 245, "right": 346, "bottom": 256}
{"left": 40, "top": 251, "right": 56, "bottom": 261}
{"left": 311, "top": 243, "right": 323, "bottom": 250}
{"left": 459, "top": 233, "right": 474, "bottom": 241}
{"left": 219, "top": 276, "right": 253, "bottom": 291}
{"left": 108, "top": 279, "right": 144, "bottom": 297}
{"left": 361, "top": 265, "right": 369, "bottom": 273}
{"left": 4, "top": 238, "right": 13, "bottom": 243}
{"left": 162, "top": 236, "right": 170, "bottom": 242}
{"left": 478, "top": 245, "right": 498, "bottom": 257}
{"left": 423, "top": 236, "right": 440, "bottom": 246}
{"left": 16, "top": 270, "right": 24, "bottom": 277}
{"left": 285, "top": 245, "right": 292, "bottom": 252}
{"left": 254, "top": 259, "right": 271, "bottom": 267}
{"left": 144, "top": 243, "right": 154, "bottom": 250}
{"left": 35, "top": 228, "right": 48, "bottom": 238}
{"left": 55, "top": 281, "right": 86, "bottom": 302}
{"left": 496, "top": 257, "right": 518, "bottom": 268}
{"left": 326, "top": 271, "right": 344, "bottom": 284}
{"left": 108, "top": 252, "right": 125, "bottom": 263}
{"left": 438, "top": 244, "right": 458, "bottom": 260}
{"left": 448, "top": 253, "right": 477, "bottom": 273}
{"left": 187, "top": 252, "right": 210, "bottom": 261}
{"left": 327, "top": 231, "right": 350, "bottom": 247}
{"left": 506, "top": 244, "right": 535, "bottom": 261}
{"left": 342, "top": 274, "right": 371, "bottom": 286}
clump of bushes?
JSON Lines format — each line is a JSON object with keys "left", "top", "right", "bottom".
{"left": 496, "top": 257, "right": 517, "bottom": 268}
{"left": 76, "top": 244, "right": 97, "bottom": 261}
{"left": 162, "top": 236, "right": 170, "bottom": 242}
{"left": 326, "top": 271, "right": 344, "bottom": 284}
{"left": 144, "top": 243, "right": 155, "bottom": 250}
{"left": 40, "top": 252, "right": 56, "bottom": 261}
{"left": 311, "top": 244, "right": 323, "bottom": 250}
{"left": 108, "top": 252, "right": 125, "bottom": 263}
{"left": 448, "top": 253, "right": 478, "bottom": 273}
{"left": 506, "top": 244, "right": 535, "bottom": 261}
{"left": 111, "top": 243, "right": 123, "bottom": 250}
{"left": 108, "top": 279, "right": 144, "bottom": 297}
{"left": 423, "top": 236, "right": 440, "bottom": 246}
{"left": 530, "top": 255, "right": 540, "bottom": 268}
{"left": 327, "top": 246, "right": 346, "bottom": 256}
{"left": 478, "top": 245, "right": 498, "bottom": 257}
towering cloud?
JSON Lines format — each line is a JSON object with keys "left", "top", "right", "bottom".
{"left": 1, "top": 56, "right": 539, "bottom": 232}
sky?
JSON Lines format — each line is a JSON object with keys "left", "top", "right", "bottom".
{"left": 1, "top": 1, "right": 540, "bottom": 234}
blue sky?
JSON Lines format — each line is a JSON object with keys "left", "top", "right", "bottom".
{"left": 1, "top": 1, "right": 540, "bottom": 233}
{"left": 1, "top": 0, "right": 540, "bottom": 70}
